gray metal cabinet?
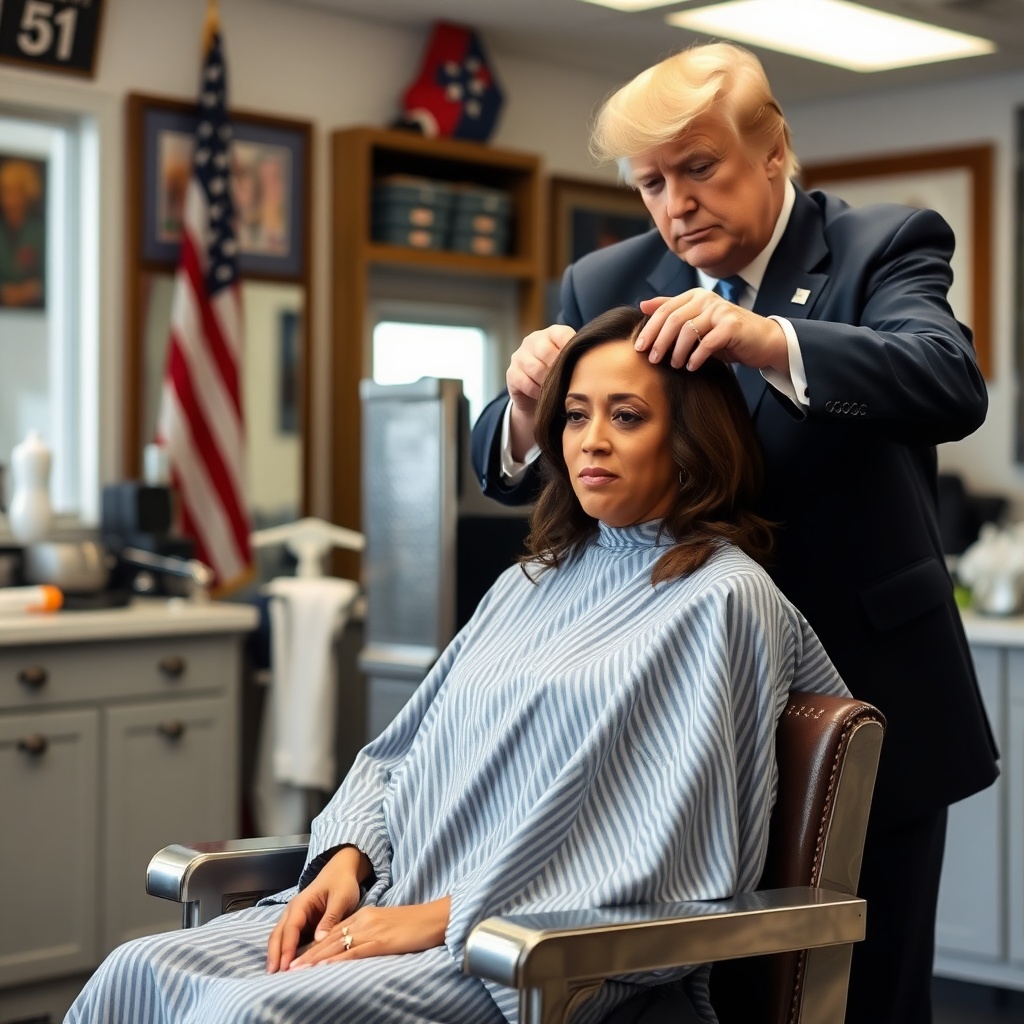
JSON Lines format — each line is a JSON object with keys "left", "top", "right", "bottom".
{"left": 934, "top": 640, "right": 1024, "bottom": 992}
{"left": 0, "top": 603, "right": 255, "bottom": 1024}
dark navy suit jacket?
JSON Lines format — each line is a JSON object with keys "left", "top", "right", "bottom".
{"left": 471, "top": 186, "right": 998, "bottom": 826}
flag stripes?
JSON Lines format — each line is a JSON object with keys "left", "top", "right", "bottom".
{"left": 156, "top": 23, "right": 252, "bottom": 591}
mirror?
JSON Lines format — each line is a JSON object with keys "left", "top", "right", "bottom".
{"left": 136, "top": 272, "right": 306, "bottom": 528}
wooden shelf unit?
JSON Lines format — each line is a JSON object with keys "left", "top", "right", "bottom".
{"left": 331, "top": 126, "right": 544, "bottom": 574}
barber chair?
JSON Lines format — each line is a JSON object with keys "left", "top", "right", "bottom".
{"left": 147, "top": 692, "right": 883, "bottom": 1024}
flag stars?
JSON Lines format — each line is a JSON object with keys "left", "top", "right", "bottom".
{"left": 198, "top": 121, "right": 213, "bottom": 138}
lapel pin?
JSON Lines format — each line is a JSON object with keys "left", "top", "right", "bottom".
{"left": 791, "top": 287, "right": 811, "bottom": 305}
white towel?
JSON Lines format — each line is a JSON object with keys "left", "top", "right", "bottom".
{"left": 266, "top": 576, "right": 360, "bottom": 790}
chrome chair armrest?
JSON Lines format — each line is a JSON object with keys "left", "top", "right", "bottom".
{"left": 464, "top": 886, "right": 865, "bottom": 1024}
{"left": 147, "top": 835, "right": 310, "bottom": 928}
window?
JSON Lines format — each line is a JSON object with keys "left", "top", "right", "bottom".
{"left": 0, "top": 108, "right": 96, "bottom": 521}
{"left": 371, "top": 304, "right": 504, "bottom": 427}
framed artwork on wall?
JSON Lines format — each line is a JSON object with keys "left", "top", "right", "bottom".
{"left": 801, "top": 145, "right": 993, "bottom": 380}
{"left": 131, "top": 93, "right": 310, "bottom": 280}
{"left": 278, "top": 309, "right": 300, "bottom": 435}
{"left": 0, "top": 151, "right": 47, "bottom": 309}
{"left": 124, "top": 93, "right": 314, "bottom": 506}
{"left": 548, "top": 176, "right": 653, "bottom": 281}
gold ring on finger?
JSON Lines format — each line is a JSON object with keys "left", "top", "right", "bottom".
{"left": 686, "top": 319, "right": 701, "bottom": 344}
{"left": 342, "top": 926, "right": 353, "bottom": 951}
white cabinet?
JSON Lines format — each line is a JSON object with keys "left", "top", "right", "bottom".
{"left": 0, "top": 708, "right": 99, "bottom": 988}
{"left": 935, "top": 646, "right": 1004, "bottom": 961}
{"left": 934, "top": 620, "right": 1024, "bottom": 992}
{"left": 0, "top": 601, "right": 256, "bottom": 1024}
{"left": 103, "top": 695, "right": 235, "bottom": 948}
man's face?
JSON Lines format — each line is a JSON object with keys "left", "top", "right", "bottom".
{"left": 629, "top": 115, "right": 785, "bottom": 279}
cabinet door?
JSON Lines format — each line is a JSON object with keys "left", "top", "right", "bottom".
{"left": 935, "top": 645, "right": 1004, "bottom": 960}
{"left": 1010, "top": 667, "right": 1024, "bottom": 965}
{"left": 103, "top": 696, "right": 237, "bottom": 951}
{"left": 0, "top": 708, "right": 99, "bottom": 987}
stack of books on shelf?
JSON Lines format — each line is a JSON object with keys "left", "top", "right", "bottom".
{"left": 372, "top": 175, "right": 512, "bottom": 256}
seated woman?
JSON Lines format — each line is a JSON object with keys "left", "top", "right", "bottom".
{"left": 68, "top": 305, "right": 848, "bottom": 1024}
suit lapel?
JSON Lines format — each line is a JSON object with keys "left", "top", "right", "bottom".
{"left": 754, "top": 188, "right": 830, "bottom": 320}
{"left": 744, "top": 188, "right": 831, "bottom": 416}
{"left": 645, "top": 248, "right": 696, "bottom": 302}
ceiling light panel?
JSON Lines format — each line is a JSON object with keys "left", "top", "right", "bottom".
{"left": 576, "top": 0, "right": 683, "bottom": 11}
{"left": 666, "top": 0, "right": 996, "bottom": 72}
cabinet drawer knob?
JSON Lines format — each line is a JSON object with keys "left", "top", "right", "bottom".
{"left": 17, "top": 665, "right": 48, "bottom": 689}
{"left": 17, "top": 734, "right": 48, "bottom": 756}
{"left": 158, "top": 655, "right": 186, "bottom": 679}
{"left": 158, "top": 720, "right": 186, "bottom": 740}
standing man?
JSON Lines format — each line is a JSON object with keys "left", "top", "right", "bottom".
{"left": 471, "top": 42, "right": 997, "bottom": 1024}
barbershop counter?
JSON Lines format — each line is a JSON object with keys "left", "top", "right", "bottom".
{"left": 0, "top": 598, "right": 257, "bottom": 1024}
{"left": 934, "top": 608, "right": 1024, "bottom": 993}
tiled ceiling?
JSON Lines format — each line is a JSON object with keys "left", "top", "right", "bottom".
{"left": 281, "top": 0, "right": 1024, "bottom": 103}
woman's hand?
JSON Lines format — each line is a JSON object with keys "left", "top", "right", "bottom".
{"left": 637, "top": 290, "right": 788, "bottom": 374}
{"left": 287, "top": 897, "right": 452, "bottom": 969}
{"left": 266, "top": 846, "right": 371, "bottom": 974}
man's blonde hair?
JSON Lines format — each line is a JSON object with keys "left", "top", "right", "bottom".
{"left": 591, "top": 43, "right": 799, "bottom": 180}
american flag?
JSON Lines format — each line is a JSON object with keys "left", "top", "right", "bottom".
{"left": 157, "top": 11, "right": 252, "bottom": 591}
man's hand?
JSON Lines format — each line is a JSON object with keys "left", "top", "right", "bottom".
{"left": 507, "top": 325, "right": 575, "bottom": 461}
{"left": 285, "top": 897, "right": 452, "bottom": 969}
{"left": 266, "top": 846, "right": 371, "bottom": 974}
{"left": 637, "top": 290, "right": 788, "bottom": 374}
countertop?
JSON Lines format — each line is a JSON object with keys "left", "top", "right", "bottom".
{"left": 961, "top": 607, "right": 1024, "bottom": 647}
{"left": 0, "top": 598, "right": 258, "bottom": 646}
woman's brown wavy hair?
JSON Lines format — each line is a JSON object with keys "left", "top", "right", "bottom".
{"left": 522, "top": 305, "right": 772, "bottom": 585}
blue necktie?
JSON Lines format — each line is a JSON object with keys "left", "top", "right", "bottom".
{"left": 716, "top": 275, "right": 747, "bottom": 306}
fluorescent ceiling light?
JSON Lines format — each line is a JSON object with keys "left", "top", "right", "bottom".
{"left": 576, "top": 0, "right": 682, "bottom": 11}
{"left": 666, "top": 0, "right": 995, "bottom": 72}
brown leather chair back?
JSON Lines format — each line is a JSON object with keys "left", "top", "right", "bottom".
{"left": 710, "top": 692, "right": 885, "bottom": 1024}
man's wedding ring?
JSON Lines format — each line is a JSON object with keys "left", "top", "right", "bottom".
{"left": 342, "top": 926, "right": 353, "bottom": 951}
{"left": 687, "top": 319, "right": 702, "bottom": 344}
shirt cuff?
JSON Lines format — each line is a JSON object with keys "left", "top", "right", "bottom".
{"left": 760, "top": 316, "right": 809, "bottom": 409}
{"left": 499, "top": 398, "right": 541, "bottom": 484}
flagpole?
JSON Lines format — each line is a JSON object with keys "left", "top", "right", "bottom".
{"left": 202, "top": 0, "right": 220, "bottom": 56}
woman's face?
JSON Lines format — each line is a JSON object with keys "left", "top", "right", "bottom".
{"left": 562, "top": 339, "right": 678, "bottom": 528}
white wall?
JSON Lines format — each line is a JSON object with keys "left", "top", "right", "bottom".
{"left": 786, "top": 70, "right": 1024, "bottom": 511}
{"left": 0, "top": 0, "right": 621, "bottom": 517}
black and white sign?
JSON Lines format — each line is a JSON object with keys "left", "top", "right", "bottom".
{"left": 0, "top": 0, "right": 105, "bottom": 77}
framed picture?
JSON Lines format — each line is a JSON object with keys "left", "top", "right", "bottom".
{"left": 802, "top": 145, "right": 992, "bottom": 379}
{"left": 0, "top": 152, "right": 47, "bottom": 310}
{"left": 278, "top": 309, "right": 300, "bottom": 435}
{"left": 548, "top": 176, "right": 653, "bottom": 281}
{"left": 130, "top": 93, "right": 311, "bottom": 279}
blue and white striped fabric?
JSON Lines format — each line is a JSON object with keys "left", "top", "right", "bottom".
{"left": 68, "top": 522, "right": 848, "bottom": 1024}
